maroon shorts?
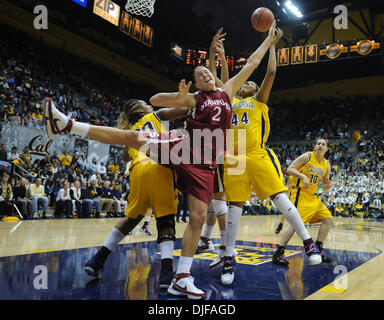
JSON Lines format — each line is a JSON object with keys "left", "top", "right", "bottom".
{"left": 143, "top": 130, "right": 216, "bottom": 204}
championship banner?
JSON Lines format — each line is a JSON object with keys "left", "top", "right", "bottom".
{"left": 319, "top": 43, "right": 348, "bottom": 59}
{"left": 305, "top": 44, "right": 318, "bottom": 63}
{"left": 277, "top": 48, "right": 289, "bottom": 66}
{"left": 142, "top": 25, "right": 153, "bottom": 47}
{"left": 131, "top": 17, "right": 143, "bottom": 41}
{"left": 350, "top": 39, "right": 380, "bottom": 56}
{"left": 93, "top": 0, "right": 120, "bottom": 26}
{"left": 119, "top": 11, "right": 133, "bottom": 36}
{"left": 291, "top": 46, "right": 303, "bottom": 65}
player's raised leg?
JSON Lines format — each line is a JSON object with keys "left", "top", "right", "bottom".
{"left": 44, "top": 97, "right": 147, "bottom": 150}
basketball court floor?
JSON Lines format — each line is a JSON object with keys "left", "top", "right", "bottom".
{"left": 0, "top": 215, "right": 383, "bottom": 300}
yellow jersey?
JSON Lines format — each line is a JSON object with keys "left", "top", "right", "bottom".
{"left": 230, "top": 96, "right": 270, "bottom": 154}
{"left": 128, "top": 112, "right": 168, "bottom": 168}
{"left": 290, "top": 151, "right": 328, "bottom": 195}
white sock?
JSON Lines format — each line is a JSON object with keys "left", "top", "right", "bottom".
{"left": 225, "top": 205, "right": 242, "bottom": 256}
{"left": 71, "top": 122, "right": 90, "bottom": 137}
{"left": 202, "top": 224, "right": 214, "bottom": 239}
{"left": 160, "top": 240, "right": 174, "bottom": 260}
{"left": 103, "top": 227, "right": 126, "bottom": 251}
{"left": 176, "top": 256, "right": 193, "bottom": 275}
{"left": 272, "top": 193, "right": 310, "bottom": 241}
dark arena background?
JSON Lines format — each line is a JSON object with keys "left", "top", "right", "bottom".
{"left": 0, "top": 0, "right": 384, "bottom": 315}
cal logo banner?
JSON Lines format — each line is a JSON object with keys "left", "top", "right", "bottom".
{"left": 319, "top": 43, "right": 348, "bottom": 60}
{"left": 173, "top": 244, "right": 299, "bottom": 265}
{"left": 277, "top": 48, "right": 290, "bottom": 66}
{"left": 305, "top": 44, "right": 318, "bottom": 63}
{"left": 291, "top": 46, "right": 303, "bottom": 65}
{"left": 350, "top": 39, "right": 380, "bottom": 56}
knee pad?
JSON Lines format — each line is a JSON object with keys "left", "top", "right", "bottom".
{"left": 156, "top": 214, "right": 176, "bottom": 243}
{"left": 212, "top": 199, "right": 228, "bottom": 217}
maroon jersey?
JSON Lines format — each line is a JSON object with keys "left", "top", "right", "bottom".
{"left": 184, "top": 88, "right": 232, "bottom": 166}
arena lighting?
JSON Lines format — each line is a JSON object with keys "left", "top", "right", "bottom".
{"left": 276, "top": 1, "right": 280, "bottom": 6}
{"left": 284, "top": 0, "right": 303, "bottom": 18}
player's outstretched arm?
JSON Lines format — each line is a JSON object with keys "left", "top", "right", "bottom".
{"left": 208, "top": 28, "right": 226, "bottom": 87}
{"left": 156, "top": 107, "right": 189, "bottom": 121}
{"left": 286, "top": 153, "right": 311, "bottom": 189}
{"left": 256, "top": 28, "right": 283, "bottom": 104}
{"left": 216, "top": 39, "right": 229, "bottom": 85}
{"left": 222, "top": 20, "right": 278, "bottom": 101}
{"left": 149, "top": 80, "right": 196, "bottom": 110}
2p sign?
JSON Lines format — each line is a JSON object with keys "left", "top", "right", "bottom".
{"left": 93, "top": 0, "right": 121, "bottom": 26}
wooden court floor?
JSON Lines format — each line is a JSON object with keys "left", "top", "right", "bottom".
{"left": 0, "top": 215, "right": 383, "bottom": 300}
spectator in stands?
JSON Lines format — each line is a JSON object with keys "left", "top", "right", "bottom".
{"left": 8, "top": 146, "right": 21, "bottom": 165}
{"left": 70, "top": 180, "right": 83, "bottom": 218}
{"left": 39, "top": 154, "right": 51, "bottom": 169}
{"left": 19, "top": 146, "right": 32, "bottom": 169}
{"left": 97, "top": 161, "right": 107, "bottom": 175}
{"left": 31, "top": 108, "right": 43, "bottom": 121}
{"left": 0, "top": 143, "right": 8, "bottom": 162}
{"left": 90, "top": 179, "right": 112, "bottom": 217}
{"left": 111, "top": 182, "right": 126, "bottom": 217}
{"left": 99, "top": 180, "right": 117, "bottom": 217}
{"left": 109, "top": 160, "right": 120, "bottom": 175}
{"left": 29, "top": 177, "right": 48, "bottom": 218}
{"left": 56, "top": 181, "right": 73, "bottom": 218}
{"left": 89, "top": 158, "right": 98, "bottom": 174}
{"left": 59, "top": 151, "right": 72, "bottom": 168}
{"left": 77, "top": 155, "right": 87, "bottom": 171}
{"left": 0, "top": 173, "right": 14, "bottom": 217}
{"left": 27, "top": 118, "right": 41, "bottom": 129}
{"left": 13, "top": 177, "right": 33, "bottom": 219}
{"left": 44, "top": 175, "right": 55, "bottom": 206}
{"left": 80, "top": 180, "right": 100, "bottom": 218}
{"left": 50, "top": 150, "right": 60, "bottom": 165}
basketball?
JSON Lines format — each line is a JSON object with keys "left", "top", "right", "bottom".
{"left": 251, "top": 7, "right": 275, "bottom": 32}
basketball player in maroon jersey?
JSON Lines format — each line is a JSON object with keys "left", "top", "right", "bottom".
{"left": 44, "top": 20, "right": 279, "bottom": 299}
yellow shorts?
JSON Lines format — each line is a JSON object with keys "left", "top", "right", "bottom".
{"left": 288, "top": 187, "right": 332, "bottom": 224}
{"left": 125, "top": 161, "right": 178, "bottom": 219}
{"left": 224, "top": 148, "right": 288, "bottom": 202}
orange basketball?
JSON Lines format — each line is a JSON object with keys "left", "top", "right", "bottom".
{"left": 251, "top": 7, "right": 274, "bottom": 32}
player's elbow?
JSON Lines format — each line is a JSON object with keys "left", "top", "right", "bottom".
{"left": 149, "top": 95, "right": 158, "bottom": 106}
{"left": 286, "top": 167, "right": 294, "bottom": 175}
